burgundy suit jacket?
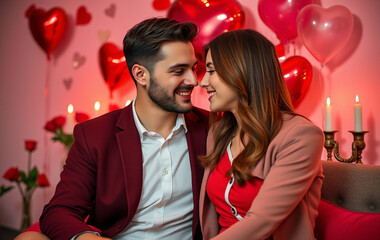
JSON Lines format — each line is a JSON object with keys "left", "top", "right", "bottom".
{"left": 40, "top": 105, "right": 209, "bottom": 240}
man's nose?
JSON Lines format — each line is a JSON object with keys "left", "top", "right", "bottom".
{"left": 184, "top": 70, "right": 198, "bottom": 86}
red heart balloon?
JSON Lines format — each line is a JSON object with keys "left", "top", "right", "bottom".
{"left": 281, "top": 56, "right": 312, "bottom": 107}
{"left": 99, "top": 43, "right": 131, "bottom": 96}
{"left": 168, "top": 0, "right": 245, "bottom": 51}
{"left": 28, "top": 7, "right": 67, "bottom": 60}
{"left": 258, "top": 0, "right": 313, "bottom": 44}
{"left": 168, "top": 0, "right": 245, "bottom": 75}
{"left": 153, "top": 0, "right": 171, "bottom": 10}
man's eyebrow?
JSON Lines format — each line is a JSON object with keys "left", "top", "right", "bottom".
{"left": 168, "top": 61, "right": 198, "bottom": 71}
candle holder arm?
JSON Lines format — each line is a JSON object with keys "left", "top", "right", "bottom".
{"left": 331, "top": 140, "right": 359, "bottom": 163}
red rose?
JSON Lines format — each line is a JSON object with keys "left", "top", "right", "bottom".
{"left": 52, "top": 116, "right": 66, "bottom": 128}
{"left": 25, "top": 140, "right": 37, "bottom": 152}
{"left": 37, "top": 174, "right": 50, "bottom": 187}
{"left": 3, "top": 167, "right": 20, "bottom": 181}
{"left": 44, "top": 120, "right": 57, "bottom": 132}
{"left": 75, "top": 112, "right": 90, "bottom": 123}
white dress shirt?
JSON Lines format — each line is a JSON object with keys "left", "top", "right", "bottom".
{"left": 113, "top": 100, "right": 194, "bottom": 240}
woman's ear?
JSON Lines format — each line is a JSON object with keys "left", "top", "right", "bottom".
{"left": 131, "top": 64, "right": 149, "bottom": 86}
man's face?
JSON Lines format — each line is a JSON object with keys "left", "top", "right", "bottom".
{"left": 147, "top": 41, "right": 198, "bottom": 113}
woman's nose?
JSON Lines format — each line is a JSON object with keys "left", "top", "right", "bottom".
{"left": 200, "top": 74, "right": 209, "bottom": 88}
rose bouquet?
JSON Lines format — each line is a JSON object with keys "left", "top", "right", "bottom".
{"left": 2, "top": 140, "right": 50, "bottom": 231}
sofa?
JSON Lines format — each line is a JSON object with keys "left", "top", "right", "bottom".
{"left": 23, "top": 160, "right": 380, "bottom": 239}
{"left": 315, "top": 160, "right": 380, "bottom": 240}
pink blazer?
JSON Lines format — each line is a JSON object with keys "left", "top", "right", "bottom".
{"left": 200, "top": 114, "right": 324, "bottom": 240}
{"left": 40, "top": 105, "right": 209, "bottom": 240}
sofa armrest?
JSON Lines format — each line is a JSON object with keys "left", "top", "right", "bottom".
{"left": 321, "top": 160, "right": 380, "bottom": 213}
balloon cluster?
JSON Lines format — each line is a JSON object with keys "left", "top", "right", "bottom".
{"left": 26, "top": 6, "right": 131, "bottom": 97}
{"left": 258, "top": 1, "right": 354, "bottom": 64}
{"left": 257, "top": 0, "right": 354, "bottom": 106}
{"left": 25, "top": 1, "right": 354, "bottom": 107}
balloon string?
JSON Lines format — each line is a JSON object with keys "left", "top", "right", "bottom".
{"left": 44, "top": 59, "right": 51, "bottom": 202}
{"left": 319, "top": 62, "right": 324, "bottom": 97}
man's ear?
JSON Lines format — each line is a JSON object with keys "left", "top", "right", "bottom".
{"left": 131, "top": 64, "right": 149, "bottom": 86}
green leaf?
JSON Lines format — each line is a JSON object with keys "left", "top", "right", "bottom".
{"left": 19, "top": 171, "right": 27, "bottom": 183}
{"left": 29, "top": 167, "right": 38, "bottom": 180}
{"left": 26, "top": 167, "right": 38, "bottom": 190}
{"left": 0, "top": 185, "right": 14, "bottom": 197}
{"left": 52, "top": 136, "right": 60, "bottom": 141}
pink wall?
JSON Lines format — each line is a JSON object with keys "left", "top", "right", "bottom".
{"left": 0, "top": 0, "right": 379, "bottom": 230}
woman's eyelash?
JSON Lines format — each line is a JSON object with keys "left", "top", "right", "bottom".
{"left": 206, "top": 70, "right": 215, "bottom": 74}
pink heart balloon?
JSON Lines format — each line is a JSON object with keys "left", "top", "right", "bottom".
{"left": 297, "top": 4, "right": 354, "bottom": 63}
{"left": 281, "top": 56, "right": 312, "bottom": 107}
{"left": 258, "top": 0, "right": 313, "bottom": 44}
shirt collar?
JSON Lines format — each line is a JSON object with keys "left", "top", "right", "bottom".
{"left": 132, "top": 99, "right": 188, "bottom": 141}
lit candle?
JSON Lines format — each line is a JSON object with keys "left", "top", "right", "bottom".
{"left": 325, "top": 97, "right": 332, "bottom": 131}
{"left": 94, "top": 101, "right": 100, "bottom": 117}
{"left": 67, "top": 104, "right": 74, "bottom": 134}
{"left": 354, "top": 95, "right": 362, "bottom": 132}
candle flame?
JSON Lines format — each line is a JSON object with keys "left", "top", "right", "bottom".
{"left": 125, "top": 100, "right": 132, "bottom": 106}
{"left": 94, "top": 101, "right": 100, "bottom": 111}
{"left": 326, "top": 97, "right": 331, "bottom": 106}
{"left": 67, "top": 104, "right": 74, "bottom": 113}
{"left": 356, "top": 95, "right": 359, "bottom": 103}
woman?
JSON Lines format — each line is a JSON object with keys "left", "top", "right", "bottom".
{"left": 199, "top": 29, "right": 324, "bottom": 240}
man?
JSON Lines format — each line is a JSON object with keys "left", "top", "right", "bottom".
{"left": 17, "top": 17, "right": 209, "bottom": 240}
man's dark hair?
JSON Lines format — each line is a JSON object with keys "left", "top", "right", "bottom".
{"left": 123, "top": 17, "right": 198, "bottom": 84}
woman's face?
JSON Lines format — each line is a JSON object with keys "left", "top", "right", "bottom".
{"left": 200, "top": 50, "right": 238, "bottom": 113}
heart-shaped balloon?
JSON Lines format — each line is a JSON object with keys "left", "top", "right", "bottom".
{"left": 297, "top": 4, "right": 354, "bottom": 63}
{"left": 28, "top": 7, "right": 67, "bottom": 60}
{"left": 168, "top": 0, "right": 245, "bottom": 75}
{"left": 281, "top": 56, "right": 312, "bottom": 107}
{"left": 258, "top": 0, "right": 313, "bottom": 44}
{"left": 99, "top": 43, "right": 131, "bottom": 96}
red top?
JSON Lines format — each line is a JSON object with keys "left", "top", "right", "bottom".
{"left": 207, "top": 148, "right": 263, "bottom": 233}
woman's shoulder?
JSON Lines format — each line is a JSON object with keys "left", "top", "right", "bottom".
{"left": 282, "top": 113, "right": 320, "bottom": 129}
{"left": 279, "top": 113, "right": 323, "bottom": 140}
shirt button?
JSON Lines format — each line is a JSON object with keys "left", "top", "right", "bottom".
{"left": 157, "top": 203, "right": 162, "bottom": 208}
{"left": 162, "top": 169, "right": 168, "bottom": 175}
{"left": 231, "top": 208, "right": 236, "bottom": 215}
{"left": 148, "top": 228, "right": 155, "bottom": 232}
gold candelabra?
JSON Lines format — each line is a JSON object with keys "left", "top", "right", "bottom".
{"left": 323, "top": 131, "right": 368, "bottom": 164}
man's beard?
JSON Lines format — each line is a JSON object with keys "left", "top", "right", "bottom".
{"left": 147, "top": 76, "right": 193, "bottom": 114}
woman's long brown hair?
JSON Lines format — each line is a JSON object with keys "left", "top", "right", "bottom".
{"left": 200, "top": 29, "right": 295, "bottom": 186}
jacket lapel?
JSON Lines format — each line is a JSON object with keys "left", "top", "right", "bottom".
{"left": 185, "top": 111, "right": 208, "bottom": 235}
{"left": 116, "top": 105, "right": 143, "bottom": 224}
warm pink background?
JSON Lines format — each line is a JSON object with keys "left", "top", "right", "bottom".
{"left": 0, "top": 0, "right": 379, "bottom": 230}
